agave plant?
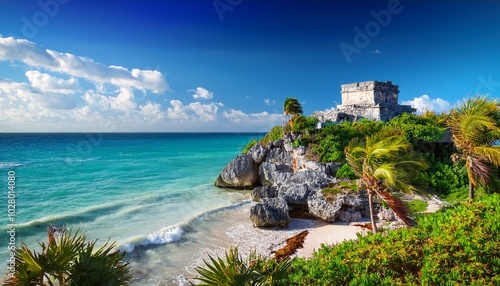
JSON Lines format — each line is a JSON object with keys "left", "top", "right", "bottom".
{"left": 6, "top": 227, "right": 131, "bottom": 286}
{"left": 345, "top": 129, "right": 428, "bottom": 233}
{"left": 194, "top": 247, "right": 291, "bottom": 286}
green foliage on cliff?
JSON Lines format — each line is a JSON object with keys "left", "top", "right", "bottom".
{"left": 242, "top": 138, "right": 257, "bottom": 154}
{"left": 259, "top": 126, "right": 283, "bottom": 146}
{"left": 281, "top": 194, "right": 500, "bottom": 285}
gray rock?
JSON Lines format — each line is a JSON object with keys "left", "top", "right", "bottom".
{"left": 248, "top": 144, "right": 268, "bottom": 164}
{"left": 259, "top": 162, "right": 293, "bottom": 186}
{"left": 250, "top": 197, "right": 289, "bottom": 228}
{"left": 339, "top": 210, "right": 362, "bottom": 223}
{"left": 307, "top": 191, "right": 343, "bottom": 222}
{"left": 278, "top": 183, "right": 312, "bottom": 205}
{"left": 267, "top": 148, "right": 292, "bottom": 165}
{"left": 273, "top": 139, "right": 284, "bottom": 148}
{"left": 251, "top": 186, "right": 278, "bottom": 202}
{"left": 214, "top": 154, "right": 259, "bottom": 188}
{"left": 289, "top": 170, "right": 335, "bottom": 189}
{"left": 377, "top": 208, "right": 397, "bottom": 222}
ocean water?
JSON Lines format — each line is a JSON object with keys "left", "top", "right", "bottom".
{"left": 0, "top": 133, "right": 313, "bottom": 285}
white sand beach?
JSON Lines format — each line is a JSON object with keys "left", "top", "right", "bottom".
{"left": 297, "top": 220, "right": 367, "bottom": 258}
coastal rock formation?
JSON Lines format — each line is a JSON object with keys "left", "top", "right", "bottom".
{"left": 250, "top": 197, "right": 290, "bottom": 227}
{"left": 215, "top": 140, "right": 371, "bottom": 227}
{"left": 214, "top": 154, "right": 259, "bottom": 188}
{"left": 251, "top": 185, "right": 278, "bottom": 202}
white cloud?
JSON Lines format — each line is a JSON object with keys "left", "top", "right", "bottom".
{"left": 0, "top": 37, "right": 169, "bottom": 93}
{"left": 371, "top": 49, "right": 381, "bottom": 54}
{"left": 403, "top": 94, "right": 452, "bottom": 114}
{"left": 190, "top": 87, "right": 214, "bottom": 100}
{"left": 264, "top": 98, "right": 276, "bottom": 106}
{"left": 223, "top": 109, "right": 281, "bottom": 125}
{"left": 166, "top": 99, "right": 220, "bottom": 122}
{"left": 26, "top": 70, "right": 80, "bottom": 94}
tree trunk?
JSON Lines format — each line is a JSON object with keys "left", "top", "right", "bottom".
{"left": 469, "top": 182, "right": 475, "bottom": 201}
{"left": 368, "top": 191, "right": 378, "bottom": 234}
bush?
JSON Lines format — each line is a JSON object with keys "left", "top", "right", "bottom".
{"left": 281, "top": 194, "right": 500, "bottom": 285}
{"left": 242, "top": 138, "right": 257, "bottom": 154}
{"left": 336, "top": 164, "right": 357, "bottom": 179}
{"left": 195, "top": 247, "right": 292, "bottom": 286}
{"left": 259, "top": 126, "right": 282, "bottom": 146}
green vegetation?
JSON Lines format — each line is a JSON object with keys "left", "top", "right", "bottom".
{"left": 7, "top": 228, "right": 131, "bottom": 286}
{"left": 194, "top": 247, "right": 292, "bottom": 286}
{"left": 200, "top": 96, "right": 500, "bottom": 285}
{"left": 345, "top": 129, "right": 429, "bottom": 233}
{"left": 259, "top": 126, "right": 283, "bottom": 146}
{"left": 283, "top": 194, "right": 500, "bottom": 285}
{"left": 448, "top": 96, "right": 500, "bottom": 200}
{"left": 405, "top": 199, "right": 428, "bottom": 214}
{"left": 335, "top": 164, "right": 356, "bottom": 179}
{"left": 242, "top": 138, "right": 257, "bottom": 154}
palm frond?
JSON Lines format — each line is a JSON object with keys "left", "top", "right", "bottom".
{"left": 376, "top": 190, "right": 417, "bottom": 227}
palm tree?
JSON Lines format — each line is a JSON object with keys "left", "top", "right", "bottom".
{"left": 345, "top": 129, "right": 428, "bottom": 233}
{"left": 448, "top": 96, "right": 500, "bottom": 200}
{"left": 7, "top": 227, "right": 131, "bottom": 286}
{"left": 283, "top": 97, "right": 303, "bottom": 135}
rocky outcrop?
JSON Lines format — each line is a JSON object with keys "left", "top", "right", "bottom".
{"left": 259, "top": 162, "right": 293, "bottom": 186}
{"left": 251, "top": 185, "right": 278, "bottom": 202}
{"left": 215, "top": 140, "right": 371, "bottom": 227}
{"left": 250, "top": 197, "right": 290, "bottom": 227}
{"left": 307, "top": 190, "right": 369, "bottom": 223}
{"left": 214, "top": 154, "right": 259, "bottom": 188}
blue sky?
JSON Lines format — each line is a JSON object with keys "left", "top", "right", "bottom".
{"left": 0, "top": 0, "right": 499, "bottom": 132}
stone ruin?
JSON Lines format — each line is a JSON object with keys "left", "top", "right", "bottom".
{"left": 312, "top": 81, "right": 415, "bottom": 123}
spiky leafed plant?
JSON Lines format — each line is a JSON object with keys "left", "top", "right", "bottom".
{"left": 448, "top": 96, "right": 500, "bottom": 200}
{"left": 345, "top": 129, "right": 428, "bottom": 233}
{"left": 7, "top": 228, "right": 131, "bottom": 286}
{"left": 194, "top": 247, "right": 291, "bottom": 286}
{"left": 283, "top": 97, "right": 303, "bottom": 135}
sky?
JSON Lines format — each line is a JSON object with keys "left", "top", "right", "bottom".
{"left": 0, "top": 0, "right": 499, "bottom": 132}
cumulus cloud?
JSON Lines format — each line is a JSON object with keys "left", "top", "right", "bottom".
{"left": 402, "top": 94, "right": 452, "bottom": 114}
{"left": 223, "top": 109, "right": 281, "bottom": 125}
{"left": 26, "top": 70, "right": 80, "bottom": 94}
{"left": 190, "top": 87, "right": 214, "bottom": 100}
{"left": 166, "top": 99, "right": 220, "bottom": 122}
{"left": 0, "top": 36, "right": 169, "bottom": 93}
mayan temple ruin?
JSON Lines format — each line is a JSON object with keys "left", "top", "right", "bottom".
{"left": 312, "top": 81, "right": 415, "bottom": 123}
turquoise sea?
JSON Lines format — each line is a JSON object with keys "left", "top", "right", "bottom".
{"left": 0, "top": 133, "right": 312, "bottom": 285}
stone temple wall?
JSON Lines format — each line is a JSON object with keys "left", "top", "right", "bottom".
{"left": 312, "top": 81, "right": 415, "bottom": 123}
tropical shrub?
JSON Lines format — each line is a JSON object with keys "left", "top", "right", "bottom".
{"left": 335, "top": 164, "right": 356, "bottom": 179}
{"left": 242, "top": 138, "right": 257, "bottom": 154}
{"left": 6, "top": 228, "right": 131, "bottom": 286}
{"left": 194, "top": 247, "right": 292, "bottom": 286}
{"left": 259, "top": 126, "right": 282, "bottom": 146}
{"left": 282, "top": 194, "right": 500, "bottom": 285}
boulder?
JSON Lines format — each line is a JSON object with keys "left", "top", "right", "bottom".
{"left": 267, "top": 148, "right": 292, "bottom": 165}
{"left": 214, "top": 154, "right": 259, "bottom": 188}
{"left": 248, "top": 144, "right": 268, "bottom": 164}
{"left": 277, "top": 183, "right": 312, "bottom": 205}
{"left": 377, "top": 208, "right": 397, "bottom": 222}
{"left": 251, "top": 186, "right": 278, "bottom": 202}
{"left": 250, "top": 197, "right": 290, "bottom": 227}
{"left": 339, "top": 210, "right": 362, "bottom": 223}
{"left": 273, "top": 139, "right": 284, "bottom": 148}
{"left": 289, "top": 170, "right": 335, "bottom": 189}
{"left": 307, "top": 191, "right": 343, "bottom": 222}
{"left": 259, "top": 162, "right": 293, "bottom": 186}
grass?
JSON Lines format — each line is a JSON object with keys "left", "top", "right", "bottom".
{"left": 405, "top": 199, "right": 428, "bottom": 214}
